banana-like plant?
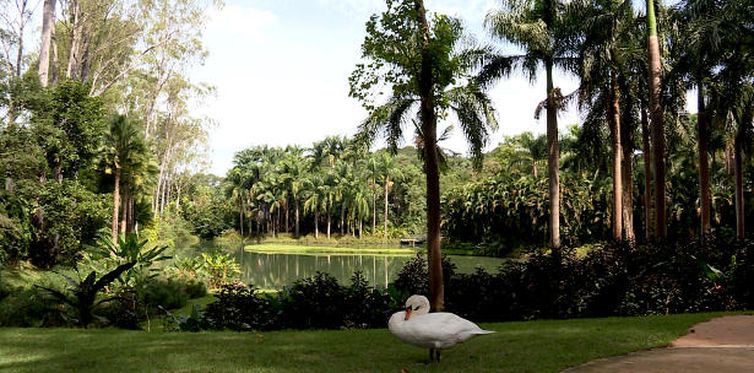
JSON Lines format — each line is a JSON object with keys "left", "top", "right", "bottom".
{"left": 37, "top": 233, "right": 170, "bottom": 328}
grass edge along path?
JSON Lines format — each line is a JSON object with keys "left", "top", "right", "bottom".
{"left": 244, "top": 243, "right": 417, "bottom": 256}
{"left": 0, "top": 312, "right": 729, "bottom": 372}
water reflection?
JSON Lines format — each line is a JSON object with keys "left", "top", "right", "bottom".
{"left": 234, "top": 251, "right": 506, "bottom": 289}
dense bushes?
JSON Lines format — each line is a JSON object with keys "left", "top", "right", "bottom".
{"left": 185, "top": 272, "right": 395, "bottom": 332}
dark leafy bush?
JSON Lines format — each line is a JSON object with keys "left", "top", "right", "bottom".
{"left": 203, "top": 282, "right": 276, "bottom": 331}
{"left": 343, "top": 271, "right": 396, "bottom": 328}
{"left": 280, "top": 272, "right": 345, "bottom": 329}
{"left": 393, "top": 253, "right": 456, "bottom": 301}
{"left": 0, "top": 287, "right": 61, "bottom": 327}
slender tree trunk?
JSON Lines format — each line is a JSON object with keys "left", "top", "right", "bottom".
{"left": 734, "top": 127, "right": 745, "bottom": 239}
{"left": 641, "top": 106, "right": 653, "bottom": 240}
{"left": 66, "top": 0, "right": 81, "bottom": 79}
{"left": 372, "top": 191, "right": 377, "bottom": 234}
{"left": 39, "top": 0, "right": 56, "bottom": 87}
{"left": 340, "top": 206, "right": 345, "bottom": 235}
{"left": 327, "top": 212, "right": 331, "bottom": 239}
{"left": 295, "top": 199, "right": 300, "bottom": 237}
{"left": 416, "top": 0, "right": 443, "bottom": 312}
{"left": 545, "top": 58, "right": 561, "bottom": 250}
{"left": 609, "top": 72, "right": 623, "bottom": 241}
{"left": 120, "top": 185, "right": 128, "bottom": 236}
{"left": 620, "top": 77, "right": 635, "bottom": 242}
{"left": 111, "top": 167, "right": 121, "bottom": 243}
{"left": 285, "top": 202, "right": 289, "bottom": 233}
{"left": 384, "top": 177, "right": 389, "bottom": 240}
{"left": 312, "top": 209, "right": 318, "bottom": 239}
{"left": 647, "top": 0, "right": 666, "bottom": 238}
{"left": 239, "top": 197, "right": 244, "bottom": 236}
{"left": 697, "top": 79, "right": 712, "bottom": 235}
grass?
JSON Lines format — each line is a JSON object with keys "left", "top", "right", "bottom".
{"left": 244, "top": 243, "right": 418, "bottom": 256}
{"left": 0, "top": 312, "right": 726, "bottom": 372}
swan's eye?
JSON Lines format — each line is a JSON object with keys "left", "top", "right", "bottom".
{"left": 413, "top": 305, "right": 421, "bottom": 311}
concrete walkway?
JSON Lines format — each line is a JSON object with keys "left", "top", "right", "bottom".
{"left": 563, "top": 315, "right": 754, "bottom": 372}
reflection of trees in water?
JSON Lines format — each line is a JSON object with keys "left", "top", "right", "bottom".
{"left": 234, "top": 252, "right": 410, "bottom": 289}
{"left": 234, "top": 252, "right": 506, "bottom": 289}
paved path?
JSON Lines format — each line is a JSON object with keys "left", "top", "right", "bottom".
{"left": 563, "top": 315, "right": 754, "bottom": 372}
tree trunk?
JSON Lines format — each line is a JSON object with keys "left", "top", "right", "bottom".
{"left": 641, "top": 106, "right": 653, "bottom": 240}
{"left": 545, "top": 58, "right": 561, "bottom": 250}
{"left": 239, "top": 197, "right": 244, "bottom": 236}
{"left": 372, "top": 192, "right": 377, "bottom": 234}
{"left": 620, "top": 77, "right": 635, "bottom": 242}
{"left": 327, "top": 213, "right": 331, "bottom": 239}
{"left": 285, "top": 202, "right": 289, "bottom": 233}
{"left": 315, "top": 209, "right": 320, "bottom": 239}
{"left": 697, "top": 79, "right": 711, "bottom": 235}
{"left": 120, "top": 185, "right": 128, "bottom": 236}
{"left": 416, "top": 0, "right": 444, "bottom": 312}
{"left": 66, "top": 0, "right": 82, "bottom": 79}
{"left": 111, "top": 167, "right": 121, "bottom": 243}
{"left": 734, "top": 126, "right": 745, "bottom": 239}
{"left": 295, "top": 199, "right": 300, "bottom": 237}
{"left": 647, "top": 0, "right": 666, "bottom": 238}
{"left": 384, "top": 177, "right": 389, "bottom": 240}
{"left": 609, "top": 72, "right": 623, "bottom": 241}
{"left": 340, "top": 206, "right": 345, "bottom": 235}
{"left": 39, "top": 0, "right": 56, "bottom": 87}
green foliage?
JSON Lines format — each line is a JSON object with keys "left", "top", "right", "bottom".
{"left": 200, "top": 252, "right": 241, "bottom": 289}
{"left": 30, "top": 180, "right": 111, "bottom": 268}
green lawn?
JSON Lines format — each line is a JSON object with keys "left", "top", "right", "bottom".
{"left": 244, "top": 243, "right": 417, "bottom": 255}
{"left": 0, "top": 312, "right": 724, "bottom": 372}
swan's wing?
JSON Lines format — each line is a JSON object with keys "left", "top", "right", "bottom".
{"left": 407, "top": 313, "right": 493, "bottom": 349}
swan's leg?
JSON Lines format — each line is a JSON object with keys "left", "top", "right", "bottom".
{"left": 436, "top": 350, "right": 442, "bottom": 363}
{"left": 428, "top": 348, "right": 435, "bottom": 364}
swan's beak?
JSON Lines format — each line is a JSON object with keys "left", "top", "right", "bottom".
{"left": 404, "top": 307, "right": 412, "bottom": 320}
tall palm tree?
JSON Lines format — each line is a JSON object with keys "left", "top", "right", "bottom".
{"left": 577, "top": 0, "right": 641, "bottom": 241}
{"left": 646, "top": 0, "right": 667, "bottom": 238}
{"left": 486, "top": 0, "right": 582, "bottom": 249}
{"left": 350, "top": 0, "right": 498, "bottom": 310}
{"left": 378, "top": 153, "right": 404, "bottom": 240}
{"left": 104, "top": 115, "right": 148, "bottom": 243}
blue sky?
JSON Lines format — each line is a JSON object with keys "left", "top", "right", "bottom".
{"left": 193, "top": 0, "right": 672, "bottom": 175}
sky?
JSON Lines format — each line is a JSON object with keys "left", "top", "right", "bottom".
{"left": 191, "top": 0, "right": 688, "bottom": 176}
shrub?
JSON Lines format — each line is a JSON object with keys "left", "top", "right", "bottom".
{"left": 202, "top": 282, "right": 276, "bottom": 331}
{"left": 280, "top": 272, "right": 345, "bottom": 329}
{"left": 343, "top": 271, "right": 395, "bottom": 328}
{"left": 0, "top": 287, "right": 60, "bottom": 327}
{"left": 201, "top": 252, "right": 241, "bottom": 289}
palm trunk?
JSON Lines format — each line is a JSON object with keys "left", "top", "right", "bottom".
{"left": 315, "top": 208, "right": 320, "bottom": 239}
{"left": 697, "top": 79, "right": 711, "bottom": 235}
{"left": 327, "top": 212, "right": 331, "bottom": 239}
{"left": 734, "top": 126, "right": 746, "bottom": 239}
{"left": 239, "top": 198, "right": 244, "bottom": 236}
{"left": 295, "top": 199, "right": 300, "bottom": 237}
{"left": 609, "top": 72, "right": 623, "bottom": 241}
{"left": 641, "top": 106, "right": 653, "bottom": 240}
{"left": 111, "top": 167, "right": 121, "bottom": 243}
{"left": 545, "top": 58, "right": 561, "bottom": 250}
{"left": 384, "top": 177, "right": 389, "bottom": 240}
{"left": 620, "top": 77, "right": 635, "bottom": 242}
{"left": 285, "top": 202, "right": 290, "bottom": 233}
{"left": 372, "top": 192, "right": 377, "bottom": 234}
{"left": 647, "top": 0, "right": 666, "bottom": 238}
{"left": 38, "top": 0, "right": 56, "bottom": 87}
{"left": 120, "top": 185, "right": 128, "bottom": 236}
{"left": 416, "top": 0, "right": 444, "bottom": 312}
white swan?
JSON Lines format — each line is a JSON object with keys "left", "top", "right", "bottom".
{"left": 388, "top": 294, "right": 495, "bottom": 362}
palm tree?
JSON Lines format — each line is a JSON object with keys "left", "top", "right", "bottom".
{"left": 646, "top": 0, "right": 667, "bottom": 238}
{"left": 486, "top": 0, "right": 582, "bottom": 249}
{"left": 577, "top": 0, "right": 641, "bottom": 241}
{"left": 350, "top": 0, "right": 498, "bottom": 310}
{"left": 104, "top": 115, "right": 148, "bottom": 243}
{"left": 377, "top": 153, "right": 404, "bottom": 240}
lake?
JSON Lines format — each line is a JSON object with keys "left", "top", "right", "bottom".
{"left": 233, "top": 250, "right": 507, "bottom": 289}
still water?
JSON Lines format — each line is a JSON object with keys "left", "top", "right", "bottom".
{"left": 233, "top": 250, "right": 507, "bottom": 289}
